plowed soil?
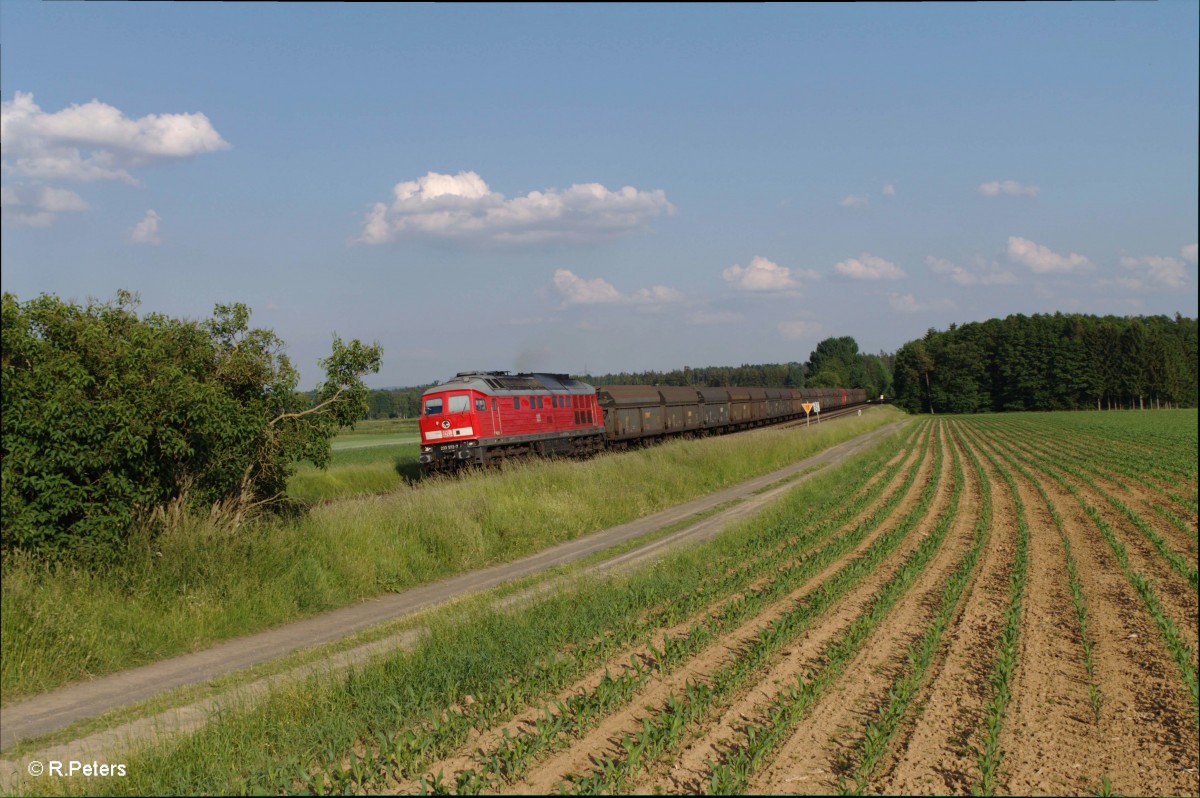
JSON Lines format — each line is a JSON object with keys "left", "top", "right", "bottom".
{"left": 323, "top": 417, "right": 1200, "bottom": 796}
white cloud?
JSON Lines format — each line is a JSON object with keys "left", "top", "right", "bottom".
{"left": 926, "top": 255, "right": 1017, "bottom": 286}
{"left": 1183, "top": 244, "right": 1197, "bottom": 265}
{"left": 1, "top": 182, "right": 88, "bottom": 226}
{"left": 839, "top": 194, "right": 868, "bottom": 208}
{"left": 688, "top": 310, "right": 744, "bottom": 325}
{"left": 888, "top": 293, "right": 956, "bottom": 313}
{"left": 881, "top": 183, "right": 896, "bottom": 196}
{"left": 1007, "top": 236, "right": 1091, "bottom": 273}
{"left": 630, "top": 285, "right": 684, "bottom": 304}
{"left": 130, "top": 209, "right": 161, "bottom": 245}
{"left": 553, "top": 269, "right": 622, "bottom": 305}
{"left": 722, "top": 256, "right": 812, "bottom": 292}
{"left": 1119, "top": 255, "right": 1186, "bottom": 289}
{"left": 360, "top": 170, "right": 675, "bottom": 246}
{"left": 551, "top": 269, "right": 682, "bottom": 307}
{"left": 834, "top": 253, "right": 905, "bottom": 280}
{"left": 978, "top": 180, "right": 1039, "bottom": 198}
{"left": 1, "top": 91, "right": 229, "bottom": 183}
{"left": 778, "top": 320, "right": 824, "bottom": 340}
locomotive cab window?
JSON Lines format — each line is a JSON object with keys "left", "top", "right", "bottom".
{"left": 423, "top": 397, "right": 443, "bottom": 416}
{"left": 475, "top": 398, "right": 486, "bottom": 412}
{"left": 447, "top": 395, "right": 470, "bottom": 414}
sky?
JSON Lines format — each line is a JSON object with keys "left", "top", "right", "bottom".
{"left": 2, "top": 2, "right": 1197, "bottom": 389}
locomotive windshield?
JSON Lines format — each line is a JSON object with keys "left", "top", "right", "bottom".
{"left": 447, "top": 395, "right": 470, "bottom": 413}
{"left": 423, "top": 397, "right": 443, "bottom": 416}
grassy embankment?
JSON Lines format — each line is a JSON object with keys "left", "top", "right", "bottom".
{"left": 0, "top": 407, "right": 903, "bottom": 702}
{"left": 15, "top": 415, "right": 915, "bottom": 796}
{"left": 286, "top": 418, "right": 421, "bottom": 502}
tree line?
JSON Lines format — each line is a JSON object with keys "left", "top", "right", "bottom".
{"left": 892, "top": 312, "right": 1198, "bottom": 414}
{"left": 578, "top": 337, "right": 894, "bottom": 400}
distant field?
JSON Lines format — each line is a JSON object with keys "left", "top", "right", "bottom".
{"left": 287, "top": 420, "right": 421, "bottom": 502}
{"left": 337, "top": 418, "right": 419, "bottom": 437}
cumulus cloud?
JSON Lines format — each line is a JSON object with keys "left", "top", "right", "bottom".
{"left": 778, "top": 320, "right": 824, "bottom": 340}
{"left": 839, "top": 194, "right": 869, "bottom": 208}
{"left": 130, "top": 209, "right": 161, "bottom": 245}
{"left": 834, "top": 253, "right": 905, "bottom": 280}
{"left": 721, "top": 256, "right": 814, "bottom": 292}
{"left": 926, "top": 255, "right": 1017, "bottom": 286}
{"left": 1007, "top": 236, "right": 1091, "bottom": 273}
{"left": 1184, "top": 244, "right": 1197, "bottom": 265}
{"left": 1, "top": 91, "right": 229, "bottom": 184}
{"left": 0, "top": 182, "right": 88, "bottom": 226}
{"left": 881, "top": 183, "right": 896, "bottom": 196}
{"left": 1118, "top": 255, "right": 1186, "bottom": 290}
{"left": 359, "top": 170, "right": 675, "bottom": 246}
{"left": 978, "top": 180, "right": 1039, "bottom": 198}
{"left": 552, "top": 269, "right": 681, "bottom": 307}
{"left": 888, "top": 293, "right": 956, "bottom": 313}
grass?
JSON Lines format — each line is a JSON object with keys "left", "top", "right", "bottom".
{"left": 14, "top": 421, "right": 915, "bottom": 797}
{"left": 0, "top": 407, "right": 905, "bottom": 702}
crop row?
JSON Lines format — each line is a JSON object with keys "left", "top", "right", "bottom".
{"left": 977, "top": 428, "right": 1104, "bottom": 724}
{"left": 979, "top": 422, "right": 1198, "bottom": 711}
{"left": 959, "top": 424, "right": 1031, "bottom": 796}
{"left": 554, "top": 423, "right": 950, "bottom": 794}
{"left": 704, "top": 422, "right": 969, "bottom": 795}
{"left": 291, "top": 425, "right": 933, "bottom": 795}
{"left": 990, "top": 425, "right": 1197, "bottom": 593}
{"left": 416, "top": 428, "right": 935, "bottom": 794}
{"left": 983, "top": 417, "right": 1197, "bottom": 513}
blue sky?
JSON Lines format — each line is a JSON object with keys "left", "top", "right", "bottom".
{"left": 2, "top": 2, "right": 1197, "bottom": 388}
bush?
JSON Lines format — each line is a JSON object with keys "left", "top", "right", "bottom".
{"left": 1, "top": 291, "right": 381, "bottom": 561}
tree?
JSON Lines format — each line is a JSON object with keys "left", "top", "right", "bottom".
{"left": 1, "top": 292, "right": 381, "bottom": 560}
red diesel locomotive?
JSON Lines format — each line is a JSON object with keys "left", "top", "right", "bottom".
{"left": 418, "top": 371, "right": 866, "bottom": 472}
{"left": 418, "top": 372, "right": 606, "bottom": 470}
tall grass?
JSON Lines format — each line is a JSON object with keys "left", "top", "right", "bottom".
{"left": 1, "top": 409, "right": 904, "bottom": 701}
{"left": 18, "top": 424, "right": 913, "bottom": 797}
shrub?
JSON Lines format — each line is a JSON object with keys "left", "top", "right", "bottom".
{"left": 1, "top": 290, "right": 381, "bottom": 560}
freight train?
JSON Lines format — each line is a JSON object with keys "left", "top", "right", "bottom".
{"left": 417, "top": 371, "right": 867, "bottom": 472}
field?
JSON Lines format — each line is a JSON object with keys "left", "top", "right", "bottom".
{"left": 286, "top": 418, "right": 422, "bottom": 503}
{"left": 25, "top": 409, "right": 1197, "bottom": 796}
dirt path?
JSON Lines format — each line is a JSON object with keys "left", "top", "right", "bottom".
{"left": 0, "top": 414, "right": 906, "bottom": 787}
